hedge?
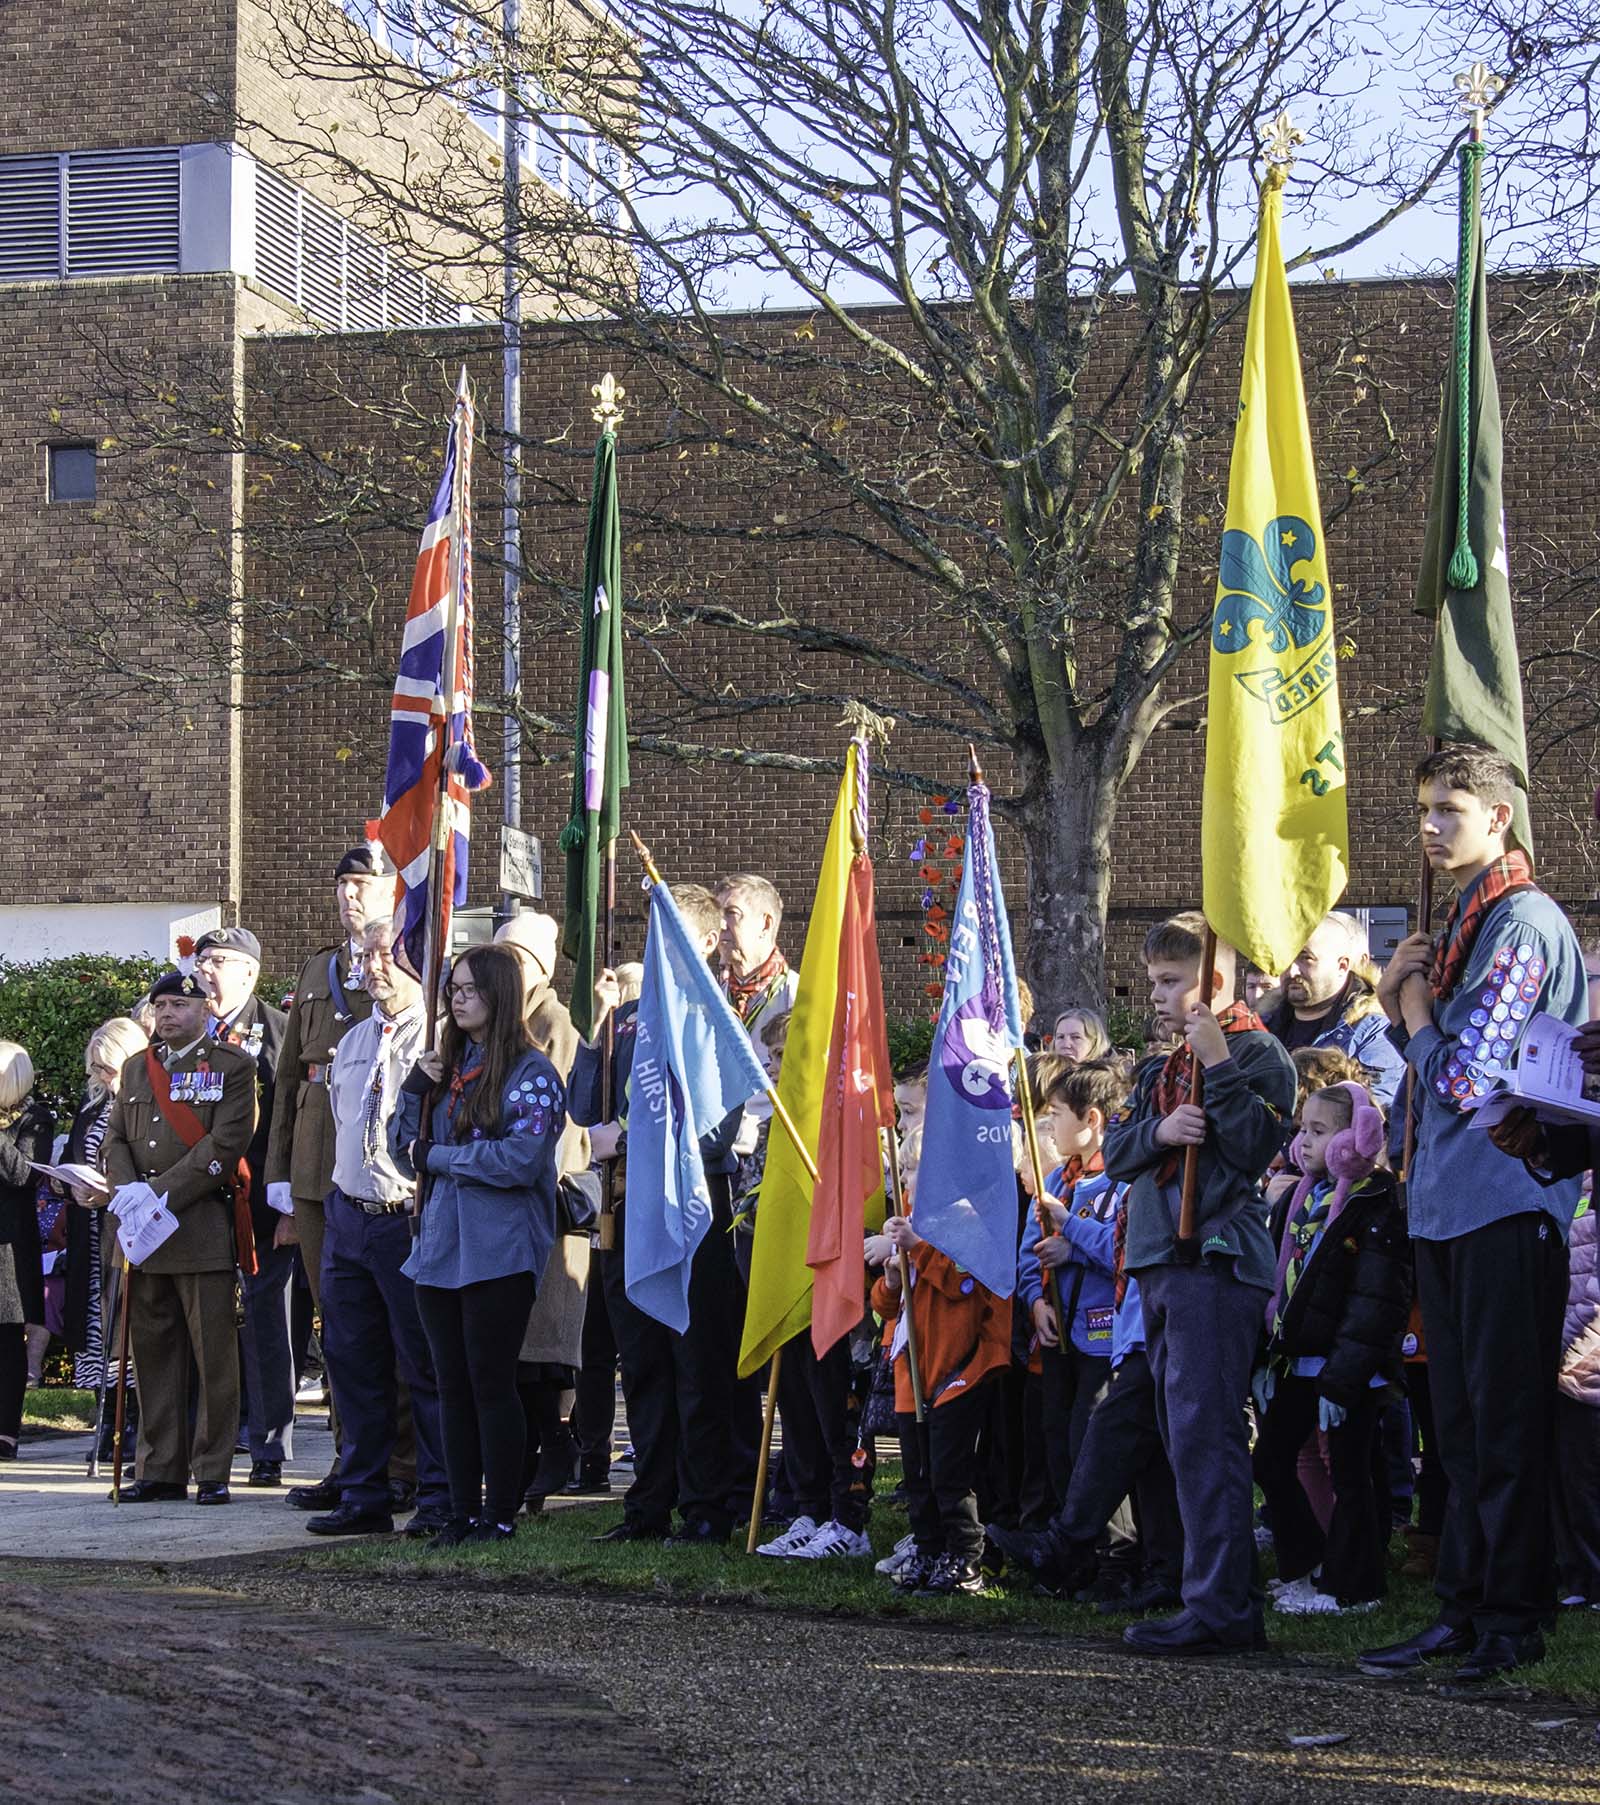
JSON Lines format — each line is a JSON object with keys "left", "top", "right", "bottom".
{"left": 0, "top": 956, "right": 163, "bottom": 1126}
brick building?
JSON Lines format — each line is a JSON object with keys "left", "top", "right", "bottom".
{"left": 2, "top": 3, "right": 1596, "bottom": 1024}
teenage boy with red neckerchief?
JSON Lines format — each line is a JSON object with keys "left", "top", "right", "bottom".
{"left": 1104, "top": 912, "right": 1297, "bottom": 1657}
{"left": 1362, "top": 748, "right": 1586, "bottom": 1684}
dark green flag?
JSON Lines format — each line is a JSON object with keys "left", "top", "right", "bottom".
{"left": 1415, "top": 142, "right": 1532, "bottom": 854}
{"left": 560, "top": 427, "right": 628, "bottom": 1041}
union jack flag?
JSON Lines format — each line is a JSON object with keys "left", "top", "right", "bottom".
{"left": 367, "top": 367, "right": 491, "bottom": 977}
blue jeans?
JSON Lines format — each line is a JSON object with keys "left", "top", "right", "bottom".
{"left": 320, "top": 1187, "right": 449, "bottom": 1515}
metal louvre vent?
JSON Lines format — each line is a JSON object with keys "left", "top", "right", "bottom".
{"left": 0, "top": 156, "right": 61, "bottom": 280}
{"left": 66, "top": 147, "right": 180, "bottom": 275}
{"left": 250, "top": 162, "right": 475, "bottom": 332}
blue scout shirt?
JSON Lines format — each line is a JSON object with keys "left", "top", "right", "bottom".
{"left": 1017, "top": 1167, "right": 1120, "bottom": 1357}
{"left": 1391, "top": 874, "right": 1586, "bottom": 1242}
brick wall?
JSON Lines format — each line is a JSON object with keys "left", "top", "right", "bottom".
{"left": 233, "top": 278, "right": 1600, "bottom": 1017}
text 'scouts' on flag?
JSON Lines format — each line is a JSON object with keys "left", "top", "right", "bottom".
{"left": 910, "top": 777, "right": 1024, "bottom": 1300}
{"left": 368, "top": 368, "right": 491, "bottom": 978}
{"left": 1201, "top": 165, "right": 1348, "bottom": 977}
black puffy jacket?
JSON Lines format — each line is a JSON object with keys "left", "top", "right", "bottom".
{"left": 1266, "top": 1168, "right": 1409, "bottom": 1409}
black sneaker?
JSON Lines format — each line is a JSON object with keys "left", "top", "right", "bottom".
{"left": 915, "top": 1554, "right": 984, "bottom": 1596}
{"left": 425, "top": 1517, "right": 475, "bottom": 1551}
{"left": 892, "top": 1554, "right": 937, "bottom": 1592}
{"left": 664, "top": 1518, "right": 731, "bottom": 1548}
{"left": 592, "top": 1520, "right": 669, "bottom": 1544}
{"left": 402, "top": 1510, "right": 458, "bottom": 1541}
{"left": 463, "top": 1519, "right": 518, "bottom": 1545}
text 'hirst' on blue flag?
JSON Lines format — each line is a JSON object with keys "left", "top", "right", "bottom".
{"left": 909, "top": 779, "right": 1025, "bottom": 1299}
{"left": 624, "top": 882, "right": 771, "bottom": 1332}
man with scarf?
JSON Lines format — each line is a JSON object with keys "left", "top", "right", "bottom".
{"left": 1103, "top": 912, "right": 1296, "bottom": 1656}
{"left": 1362, "top": 748, "right": 1586, "bottom": 1683}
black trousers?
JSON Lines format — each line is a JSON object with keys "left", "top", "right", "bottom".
{"left": 601, "top": 1176, "right": 746, "bottom": 1534}
{"left": 574, "top": 1259, "right": 618, "bottom": 1480}
{"left": 1039, "top": 1340, "right": 1111, "bottom": 1508}
{"left": 1253, "top": 1376, "right": 1385, "bottom": 1604}
{"left": 1415, "top": 1212, "right": 1568, "bottom": 1635}
{"left": 1403, "top": 1361, "right": 1449, "bottom": 1538}
{"left": 517, "top": 1372, "right": 577, "bottom": 1500}
{"left": 899, "top": 1380, "right": 992, "bottom": 1565}
{"left": 415, "top": 1270, "right": 536, "bottom": 1525}
{"left": 1052, "top": 1350, "right": 1182, "bottom": 1588}
{"left": 777, "top": 1331, "right": 871, "bottom": 1530}
{"left": 0, "top": 1322, "right": 25, "bottom": 1444}
{"left": 1553, "top": 1394, "right": 1600, "bottom": 1605}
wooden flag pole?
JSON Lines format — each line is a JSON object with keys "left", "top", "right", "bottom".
{"left": 1176, "top": 924, "right": 1219, "bottom": 1250}
{"left": 593, "top": 375, "right": 625, "bottom": 1253}
{"left": 881, "top": 1124, "right": 926, "bottom": 1422}
{"left": 1013, "top": 1047, "right": 1068, "bottom": 1330}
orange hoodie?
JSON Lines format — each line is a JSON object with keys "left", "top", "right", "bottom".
{"left": 870, "top": 1238, "right": 1010, "bottom": 1414}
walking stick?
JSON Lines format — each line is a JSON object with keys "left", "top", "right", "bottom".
{"left": 87, "top": 1234, "right": 117, "bottom": 1481}
{"left": 109, "top": 1251, "right": 133, "bottom": 1503}
{"left": 1176, "top": 925, "right": 1220, "bottom": 1252}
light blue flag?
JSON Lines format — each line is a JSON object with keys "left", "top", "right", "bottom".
{"left": 625, "top": 882, "right": 771, "bottom": 1331}
{"left": 911, "top": 780, "right": 1025, "bottom": 1298}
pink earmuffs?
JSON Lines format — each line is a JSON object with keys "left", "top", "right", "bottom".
{"left": 1268, "top": 1081, "right": 1385, "bottom": 1327}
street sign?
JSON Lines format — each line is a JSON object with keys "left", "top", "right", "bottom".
{"left": 499, "top": 826, "right": 543, "bottom": 900}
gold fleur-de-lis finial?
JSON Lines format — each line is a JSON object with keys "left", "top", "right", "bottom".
{"left": 1455, "top": 62, "right": 1504, "bottom": 137}
{"left": 591, "top": 372, "right": 626, "bottom": 431}
{"left": 1261, "top": 109, "right": 1306, "bottom": 169}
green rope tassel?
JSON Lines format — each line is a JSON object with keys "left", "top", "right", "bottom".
{"left": 1446, "top": 142, "right": 1483, "bottom": 593}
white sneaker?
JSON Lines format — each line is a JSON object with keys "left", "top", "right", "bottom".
{"left": 1270, "top": 1574, "right": 1318, "bottom": 1611}
{"left": 755, "top": 1515, "right": 819, "bottom": 1558}
{"left": 1253, "top": 1524, "right": 1275, "bottom": 1552}
{"left": 1276, "top": 1584, "right": 1379, "bottom": 1617}
{"left": 789, "top": 1519, "right": 871, "bottom": 1560}
{"left": 875, "top": 1531, "right": 916, "bottom": 1576}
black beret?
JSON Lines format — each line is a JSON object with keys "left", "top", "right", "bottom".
{"left": 150, "top": 970, "right": 208, "bottom": 1001}
{"left": 194, "top": 925, "right": 262, "bottom": 962}
{"left": 337, "top": 845, "right": 390, "bottom": 879}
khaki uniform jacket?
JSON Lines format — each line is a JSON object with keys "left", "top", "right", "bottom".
{"left": 265, "top": 943, "right": 373, "bottom": 1201}
{"left": 104, "top": 1041, "right": 258, "bottom": 1274}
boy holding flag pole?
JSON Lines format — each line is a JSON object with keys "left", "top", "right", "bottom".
{"left": 1109, "top": 114, "right": 1343, "bottom": 1657}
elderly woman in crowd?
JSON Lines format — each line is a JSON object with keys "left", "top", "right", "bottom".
{"left": 57, "top": 1017, "right": 150, "bottom": 1453}
{"left": 0, "top": 1042, "right": 55, "bottom": 1459}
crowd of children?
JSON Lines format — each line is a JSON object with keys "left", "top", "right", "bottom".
{"left": 741, "top": 749, "right": 1600, "bottom": 1678}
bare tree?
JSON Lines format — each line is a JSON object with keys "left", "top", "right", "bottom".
{"left": 69, "top": 0, "right": 1600, "bottom": 1004}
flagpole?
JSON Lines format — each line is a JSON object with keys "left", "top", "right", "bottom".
{"left": 1175, "top": 925, "right": 1219, "bottom": 1250}
{"left": 594, "top": 375, "right": 625, "bottom": 1252}
{"left": 1402, "top": 65, "right": 1502, "bottom": 1183}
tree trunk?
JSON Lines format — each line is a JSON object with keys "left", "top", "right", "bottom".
{"left": 1012, "top": 748, "right": 1120, "bottom": 1024}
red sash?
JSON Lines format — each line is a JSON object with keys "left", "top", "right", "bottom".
{"left": 145, "top": 1049, "right": 258, "bottom": 1276}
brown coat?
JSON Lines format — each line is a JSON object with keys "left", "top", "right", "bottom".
{"left": 519, "top": 1232, "right": 591, "bottom": 1367}
{"left": 265, "top": 943, "right": 373, "bottom": 1200}
{"left": 525, "top": 981, "right": 589, "bottom": 1181}
{"left": 104, "top": 1042, "right": 258, "bottom": 1274}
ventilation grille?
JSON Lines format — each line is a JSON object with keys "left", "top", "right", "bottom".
{"left": 0, "top": 148, "right": 181, "bottom": 280}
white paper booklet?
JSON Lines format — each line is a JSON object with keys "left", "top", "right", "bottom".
{"left": 1474, "top": 1013, "right": 1600, "bottom": 1130}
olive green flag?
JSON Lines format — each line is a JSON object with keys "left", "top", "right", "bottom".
{"left": 1415, "top": 142, "right": 1532, "bottom": 854}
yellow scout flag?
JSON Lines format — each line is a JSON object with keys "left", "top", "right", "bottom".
{"left": 738, "top": 744, "right": 859, "bottom": 1376}
{"left": 1202, "top": 166, "right": 1348, "bottom": 975}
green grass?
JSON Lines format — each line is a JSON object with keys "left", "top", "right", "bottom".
{"left": 22, "top": 1387, "right": 97, "bottom": 1431}
{"left": 304, "top": 1493, "right": 1600, "bottom": 1705}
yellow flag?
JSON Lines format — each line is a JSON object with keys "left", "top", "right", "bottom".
{"left": 738, "top": 744, "right": 859, "bottom": 1376}
{"left": 1202, "top": 169, "right": 1349, "bottom": 976}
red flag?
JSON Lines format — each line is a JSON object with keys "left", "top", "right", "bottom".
{"left": 807, "top": 854, "right": 895, "bottom": 1357}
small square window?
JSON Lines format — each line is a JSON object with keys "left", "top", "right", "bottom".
{"left": 48, "top": 443, "right": 97, "bottom": 503}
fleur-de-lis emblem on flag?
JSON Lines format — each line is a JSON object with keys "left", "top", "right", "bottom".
{"left": 1211, "top": 515, "right": 1327, "bottom": 656}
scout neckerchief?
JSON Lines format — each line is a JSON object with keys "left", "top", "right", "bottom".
{"left": 1270, "top": 1176, "right": 1335, "bottom": 1338}
{"left": 1151, "top": 999, "right": 1267, "bottom": 1183}
{"left": 361, "top": 1007, "right": 420, "bottom": 1168}
{"left": 726, "top": 948, "right": 789, "bottom": 1024}
{"left": 144, "top": 1048, "right": 258, "bottom": 1276}
{"left": 1430, "top": 850, "right": 1536, "bottom": 999}
{"left": 443, "top": 1048, "right": 487, "bottom": 1139}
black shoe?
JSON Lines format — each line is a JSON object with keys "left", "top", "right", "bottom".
{"left": 664, "top": 1518, "right": 731, "bottom": 1547}
{"left": 915, "top": 1553, "right": 984, "bottom": 1597}
{"left": 566, "top": 1474, "right": 613, "bottom": 1496}
{"left": 426, "top": 1517, "right": 475, "bottom": 1550}
{"left": 1103, "top": 1578, "right": 1184, "bottom": 1617}
{"left": 891, "top": 1554, "right": 936, "bottom": 1592}
{"left": 306, "top": 1502, "right": 394, "bottom": 1537}
{"left": 1449, "top": 1629, "right": 1546, "bottom": 1684}
{"left": 1357, "top": 1619, "right": 1475, "bottom": 1672}
{"left": 388, "top": 1479, "right": 418, "bottom": 1512}
{"left": 113, "top": 1479, "right": 187, "bottom": 1503}
{"left": 286, "top": 1475, "right": 342, "bottom": 1512}
{"left": 248, "top": 1459, "right": 282, "bottom": 1488}
{"left": 195, "top": 1482, "right": 231, "bottom": 1506}
{"left": 592, "top": 1520, "right": 669, "bottom": 1544}
{"left": 1123, "top": 1609, "right": 1258, "bottom": 1657}
{"left": 401, "top": 1511, "right": 457, "bottom": 1540}
{"left": 464, "top": 1519, "right": 518, "bottom": 1545}
{"left": 521, "top": 1492, "right": 547, "bottom": 1516}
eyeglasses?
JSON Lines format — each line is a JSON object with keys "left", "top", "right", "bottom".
{"left": 195, "top": 951, "right": 250, "bottom": 970}
{"left": 447, "top": 982, "right": 481, "bottom": 1001}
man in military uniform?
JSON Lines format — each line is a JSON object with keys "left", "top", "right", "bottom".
{"left": 193, "top": 924, "right": 289, "bottom": 1485}
{"left": 265, "top": 847, "right": 385, "bottom": 1508}
{"left": 104, "top": 970, "right": 256, "bottom": 1503}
